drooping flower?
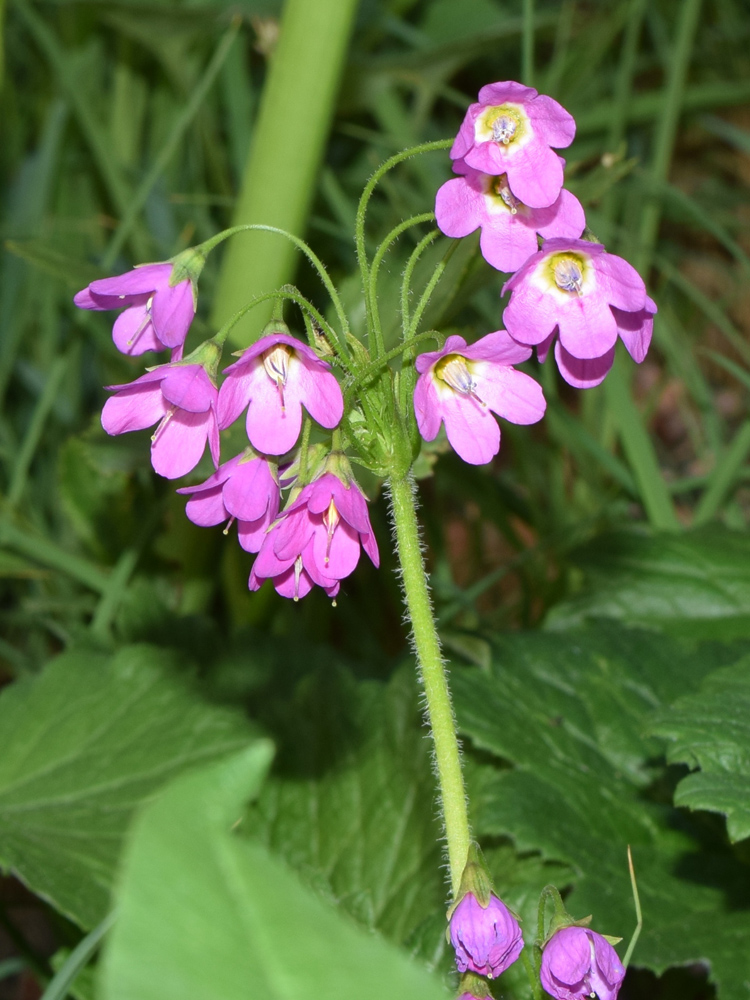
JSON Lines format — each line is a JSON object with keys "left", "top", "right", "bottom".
{"left": 435, "top": 161, "right": 585, "bottom": 273}
{"left": 413, "top": 332, "right": 546, "bottom": 465}
{"left": 540, "top": 927, "right": 626, "bottom": 1000}
{"left": 217, "top": 332, "right": 344, "bottom": 456}
{"left": 74, "top": 262, "right": 196, "bottom": 358}
{"left": 449, "top": 891, "right": 524, "bottom": 979}
{"left": 450, "top": 81, "right": 576, "bottom": 208}
{"left": 502, "top": 238, "right": 657, "bottom": 388}
{"left": 101, "top": 363, "right": 219, "bottom": 479}
{"left": 249, "top": 472, "right": 379, "bottom": 600}
{"left": 176, "top": 451, "right": 279, "bottom": 552}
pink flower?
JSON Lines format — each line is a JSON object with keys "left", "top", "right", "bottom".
{"left": 101, "top": 363, "right": 219, "bottom": 479}
{"left": 436, "top": 162, "right": 584, "bottom": 273}
{"left": 413, "top": 332, "right": 546, "bottom": 465}
{"left": 217, "top": 333, "right": 343, "bottom": 456}
{"left": 449, "top": 892, "right": 524, "bottom": 979}
{"left": 436, "top": 161, "right": 585, "bottom": 273}
{"left": 75, "top": 263, "right": 195, "bottom": 358}
{"left": 249, "top": 472, "right": 379, "bottom": 600}
{"left": 176, "top": 452, "right": 279, "bottom": 553}
{"left": 450, "top": 81, "right": 575, "bottom": 208}
{"left": 502, "top": 238, "right": 656, "bottom": 388}
{"left": 541, "top": 927, "right": 625, "bottom": 1000}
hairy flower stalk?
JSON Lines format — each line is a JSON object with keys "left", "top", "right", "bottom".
{"left": 388, "top": 472, "right": 471, "bottom": 894}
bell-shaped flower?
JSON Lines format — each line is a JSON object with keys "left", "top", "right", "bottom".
{"left": 101, "top": 363, "right": 218, "bottom": 479}
{"left": 436, "top": 161, "right": 585, "bottom": 273}
{"left": 413, "top": 332, "right": 546, "bottom": 465}
{"left": 449, "top": 891, "right": 524, "bottom": 979}
{"left": 249, "top": 472, "right": 379, "bottom": 600}
{"left": 75, "top": 262, "right": 196, "bottom": 358}
{"left": 176, "top": 451, "right": 280, "bottom": 553}
{"left": 502, "top": 238, "right": 656, "bottom": 388}
{"left": 217, "top": 332, "right": 343, "bottom": 456}
{"left": 540, "top": 927, "right": 626, "bottom": 1000}
{"left": 450, "top": 81, "right": 576, "bottom": 208}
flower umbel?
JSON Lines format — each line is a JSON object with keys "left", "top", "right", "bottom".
{"left": 449, "top": 891, "right": 524, "bottom": 979}
{"left": 414, "top": 332, "right": 546, "bottom": 465}
{"left": 541, "top": 927, "right": 626, "bottom": 1000}
{"left": 217, "top": 331, "right": 344, "bottom": 455}
{"left": 75, "top": 262, "right": 196, "bottom": 358}
{"left": 101, "top": 363, "right": 219, "bottom": 479}
{"left": 502, "top": 238, "right": 657, "bottom": 388}
{"left": 450, "top": 81, "right": 576, "bottom": 208}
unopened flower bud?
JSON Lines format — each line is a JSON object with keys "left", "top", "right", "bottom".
{"left": 449, "top": 891, "right": 524, "bottom": 979}
{"left": 541, "top": 927, "right": 625, "bottom": 1000}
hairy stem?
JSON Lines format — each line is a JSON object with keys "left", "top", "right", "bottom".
{"left": 388, "top": 472, "right": 470, "bottom": 896}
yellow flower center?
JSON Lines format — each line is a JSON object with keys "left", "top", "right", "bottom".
{"left": 435, "top": 354, "right": 478, "bottom": 396}
{"left": 262, "top": 344, "right": 293, "bottom": 409}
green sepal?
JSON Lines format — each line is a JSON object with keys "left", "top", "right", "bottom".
{"left": 168, "top": 246, "right": 207, "bottom": 309}
{"left": 448, "top": 843, "right": 494, "bottom": 917}
{"left": 456, "top": 970, "right": 492, "bottom": 998}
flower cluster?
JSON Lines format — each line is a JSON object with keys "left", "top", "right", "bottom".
{"left": 76, "top": 262, "right": 376, "bottom": 602}
{"left": 433, "top": 80, "right": 656, "bottom": 394}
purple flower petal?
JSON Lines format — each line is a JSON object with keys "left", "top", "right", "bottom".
{"left": 462, "top": 330, "right": 532, "bottom": 366}
{"left": 101, "top": 384, "right": 166, "bottom": 435}
{"left": 182, "top": 485, "right": 228, "bottom": 527}
{"left": 223, "top": 458, "right": 279, "bottom": 522}
{"left": 160, "top": 365, "right": 215, "bottom": 412}
{"left": 554, "top": 341, "right": 615, "bottom": 388}
{"left": 88, "top": 263, "right": 173, "bottom": 300}
{"left": 111, "top": 303, "right": 165, "bottom": 355}
{"left": 440, "top": 391, "right": 502, "bottom": 465}
{"left": 150, "top": 409, "right": 209, "bottom": 479}
{"left": 150, "top": 279, "right": 195, "bottom": 348}
{"left": 612, "top": 302, "right": 655, "bottom": 363}
{"left": 477, "top": 365, "right": 547, "bottom": 424}
{"left": 435, "top": 176, "right": 484, "bottom": 239}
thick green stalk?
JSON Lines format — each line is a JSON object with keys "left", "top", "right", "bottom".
{"left": 389, "top": 473, "right": 470, "bottom": 895}
{"left": 211, "top": 0, "right": 359, "bottom": 346}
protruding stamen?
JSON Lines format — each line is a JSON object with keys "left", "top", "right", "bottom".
{"left": 151, "top": 405, "right": 177, "bottom": 444}
{"left": 262, "top": 345, "right": 293, "bottom": 411}
{"left": 492, "top": 115, "right": 517, "bottom": 145}
{"left": 127, "top": 295, "right": 154, "bottom": 347}
{"left": 222, "top": 515, "right": 236, "bottom": 536}
{"left": 293, "top": 556, "right": 303, "bottom": 602}
{"left": 435, "top": 354, "right": 483, "bottom": 404}
{"left": 493, "top": 175, "right": 520, "bottom": 214}
{"left": 323, "top": 499, "right": 340, "bottom": 565}
{"left": 553, "top": 257, "right": 584, "bottom": 295}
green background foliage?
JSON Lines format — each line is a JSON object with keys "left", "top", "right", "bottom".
{"left": 1, "top": 0, "right": 750, "bottom": 997}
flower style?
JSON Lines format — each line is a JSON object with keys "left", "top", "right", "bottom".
{"left": 177, "top": 451, "right": 279, "bottom": 553}
{"left": 450, "top": 81, "right": 576, "bottom": 208}
{"left": 75, "top": 263, "right": 196, "bottom": 358}
{"left": 449, "top": 891, "right": 524, "bottom": 979}
{"left": 435, "top": 161, "right": 585, "bottom": 273}
{"left": 502, "top": 238, "right": 657, "bottom": 388}
{"left": 249, "top": 472, "right": 379, "bottom": 600}
{"left": 217, "top": 332, "right": 344, "bottom": 455}
{"left": 413, "top": 332, "right": 546, "bottom": 465}
{"left": 540, "top": 927, "right": 626, "bottom": 1000}
{"left": 101, "top": 363, "right": 219, "bottom": 479}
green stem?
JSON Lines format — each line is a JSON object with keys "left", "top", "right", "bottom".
{"left": 370, "top": 212, "right": 435, "bottom": 352}
{"left": 522, "top": 0, "right": 535, "bottom": 87}
{"left": 388, "top": 473, "right": 470, "bottom": 895}
{"left": 210, "top": 0, "right": 359, "bottom": 345}
{"left": 407, "top": 237, "right": 457, "bottom": 340}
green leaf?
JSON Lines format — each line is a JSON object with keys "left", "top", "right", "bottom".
{"left": 547, "top": 527, "right": 750, "bottom": 639}
{"left": 451, "top": 622, "right": 750, "bottom": 1000}
{"left": 246, "top": 665, "right": 448, "bottom": 965}
{"left": 100, "top": 745, "right": 451, "bottom": 1000}
{"left": 0, "top": 644, "right": 256, "bottom": 929}
{"left": 653, "top": 655, "right": 750, "bottom": 842}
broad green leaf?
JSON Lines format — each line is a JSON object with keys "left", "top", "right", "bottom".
{"left": 451, "top": 623, "right": 750, "bottom": 1000}
{"left": 100, "top": 745, "right": 451, "bottom": 1000}
{"left": 246, "top": 666, "right": 447, "bottom": 961}
{"left": 546, "top": 528, "right": 750, "bottom": 639}
{"left": 0, "top": 644, "right": 256, "bottom": 929}
{"left": 653, "top": 656, "right": 750, "bottom": 842}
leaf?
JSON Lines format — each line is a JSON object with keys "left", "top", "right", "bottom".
{"left": 546, "top": 527, "right": 750, "bottom": 639}
{"left": 246, "top": 665, "right": 448, "bottom": 965}
{"left": 100, "top": 745, "right": 451, "bottom": 1000}
{"left": 451, "top": 622, "right": 750, "bottom": 1000}
{"left": 653, "top": 656, "right": 750, "bottom": 842}
{"left": 0, "top": 644, "right": 256, "bottom": 929}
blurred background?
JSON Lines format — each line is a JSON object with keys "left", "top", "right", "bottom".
{"left": 1, "top": 0, "right": 750, "bottom": 996}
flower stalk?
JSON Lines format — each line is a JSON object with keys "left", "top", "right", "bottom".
{"left": 388, "top": 470, "right": 470, "bottom": 895}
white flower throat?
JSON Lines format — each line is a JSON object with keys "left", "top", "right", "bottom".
{"left": 435, "top": 354, "right": 485, "bottom": 405}
{"left": 553, "top": 257, "right": 584, "bottom": 295}
{"left": 492, "top": 115, "right": 517, "bottom": 145}
{"left": 262, "top": 345, "right": 293, "bottom": 409}
{"left": 323, "top": 499, "right": 340, "bottom": 565}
